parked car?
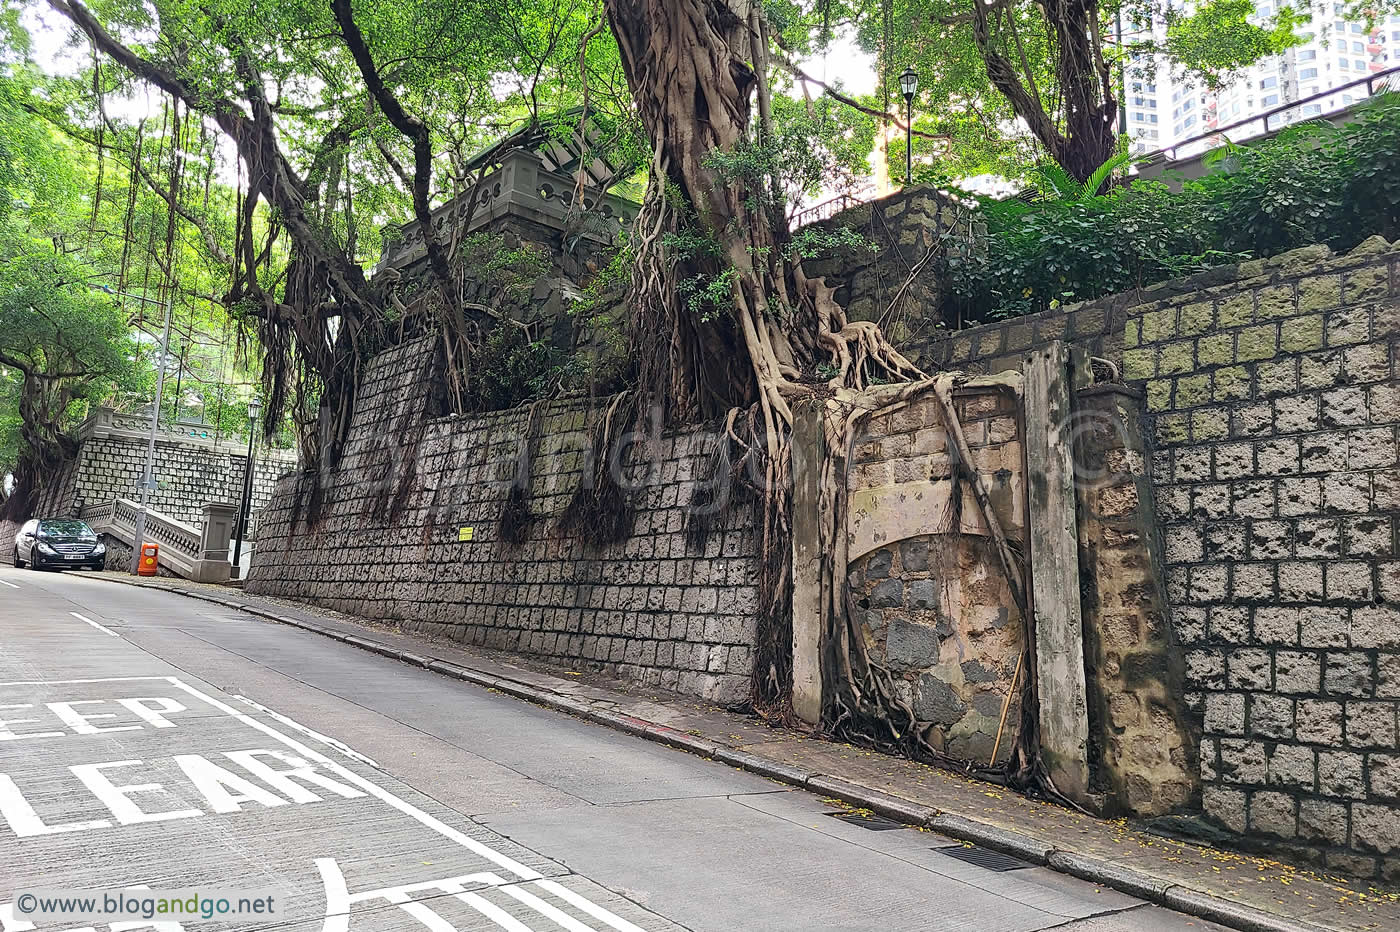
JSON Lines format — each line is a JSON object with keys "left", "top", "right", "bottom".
{"left": 12, "top": 518, "right": 107, "bottom": 570}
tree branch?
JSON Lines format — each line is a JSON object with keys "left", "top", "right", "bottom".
{"left": 773, "top": 53, "right": 950, "bottom": 144}
{"left": 331, "top": 0, "right": 454, "bottom": 290}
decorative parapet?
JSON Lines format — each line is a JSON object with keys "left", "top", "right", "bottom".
{"left": 376, "top": 149, "right": 639, "bottom": 273}
{"left": 77, "top": 407, "right": 298, "bottom": 463}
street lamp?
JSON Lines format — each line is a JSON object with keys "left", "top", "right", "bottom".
{"left": 230, "top": 396, "right": 263, "bottom": 580}
{"left": 899, "top": 66, "right": 919, "bottom": 187}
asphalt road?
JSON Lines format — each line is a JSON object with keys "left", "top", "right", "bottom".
{"left": 0, "top": 565, "right": 1230, "bottom": 932}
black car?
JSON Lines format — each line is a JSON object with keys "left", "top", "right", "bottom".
{"left": 12, "top": 518, "right": 107, "bottom": 570}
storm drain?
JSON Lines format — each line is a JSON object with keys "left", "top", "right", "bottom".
{"left": 935, "top": 845, "right": 1034, "bottom": 872}
{"left": 824, "top": 811, "right": 908, "bottom": 831}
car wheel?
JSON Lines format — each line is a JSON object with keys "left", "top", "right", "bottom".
{"left": 11, "top": 548, "right": 21, "bottom": 569}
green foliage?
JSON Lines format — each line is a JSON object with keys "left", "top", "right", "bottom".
{"left": 946, "top": 94, "right": 1400, "bottom": 321}
{"left": 783, "top": 225, "right": 877, "bottom": 262}
{"left": 465, "top": 324, "right": 581, "bottom": 412}
{"left": 1161, "top": 0, "right": 1307, "bottom": 88}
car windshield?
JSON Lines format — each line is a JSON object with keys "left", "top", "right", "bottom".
{"left": 39, "top": 519, "right": 96, "bottom": 537}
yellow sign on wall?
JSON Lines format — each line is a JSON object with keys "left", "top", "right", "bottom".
{"left": 458, "top": 527, "right": 475, "bottom": 542}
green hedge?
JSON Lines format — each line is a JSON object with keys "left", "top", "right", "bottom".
{"left": 943, "top": 93, "right": 1400, "bottom": 322}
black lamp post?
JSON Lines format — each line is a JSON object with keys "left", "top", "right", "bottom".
{"left": 231, "top": 396, "right": 262, "bottom": 580}
{"left": 898, "top": 66, "right": 919, "bottom": 186}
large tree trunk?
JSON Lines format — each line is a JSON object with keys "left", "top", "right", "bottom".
{"left": 607, "top": 0, "right": 792, "bottom": 426}
{"left": 971, "top": 0, "right": 1117, "bottom": 183}
{"left": 604, "top": 0, "right": 923, "bottom": 715}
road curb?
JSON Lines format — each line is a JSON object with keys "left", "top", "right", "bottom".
{"left": 90, "top": 575, "right": 1330, "bottom": 932}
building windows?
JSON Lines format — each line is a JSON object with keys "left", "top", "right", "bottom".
{"left": 1302, "top": 103, "right": 1323, "bottom": 115}
{"left": 1300, "top": 67, "right": 1318, "bottom": 79}
{"left": 1263, "top": 93, "right": 1280, "bottom": 105}
{"left": 1260, "top": 76, "right": 1278, "bottom": 89}
{"left": 1183, "top": 115, "right": 1197, "bottom": 129}
{"left": 1353, "top": 40, "right": 1365, "bottom": 52}
{"left": 1298, "top": 49, "right": 1317, "bottom": 61}
{"left": 1339, "top": 57, "right": 1350, "bottom": 68}
{"left": 1356, "top": 58, "right": 1367, "bottom": 69}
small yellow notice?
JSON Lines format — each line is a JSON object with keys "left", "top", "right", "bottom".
{"left": 458, "top": 526, "right": 475, "bottom": 542}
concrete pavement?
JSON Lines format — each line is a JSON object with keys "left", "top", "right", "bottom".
{"left": 0, "top": 565, "right": 1255, "bottom": 930}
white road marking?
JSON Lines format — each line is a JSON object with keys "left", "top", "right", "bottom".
{"left": 0, "top": 677, "right": 171, "bottom": 687}
{"left": 536, "top": 880, "right": 649, "bottom": 932}
{"left": 0, "top": 579, "right": 20, "bottom": 589}
{"left": 68, "top": 612, "right": 120, "bottom": 638}
{"left": 2, "top": 675, "right": 653, "bottom": 931}
{"left": 163, "top": 678, "right": 545, "bottom": 881}
{"left": 232, "top": 695, "right": 380, "bottom": 768}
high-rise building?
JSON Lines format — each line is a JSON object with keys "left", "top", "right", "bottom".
{"left": 1117, "top": 2, "right": 1397, "bottom": 160}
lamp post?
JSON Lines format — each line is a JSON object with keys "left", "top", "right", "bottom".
{"left": 230, "top": 397, "right": 263, "bottom": 580}
{"left": 99, "top": 285, "right": 175, "bottom": 577}
{"left": 898, "top": 67, "right": 919, "bottom": 187}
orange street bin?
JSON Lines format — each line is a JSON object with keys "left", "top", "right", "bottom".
{"left": 138, "top": 542, "right": 159, "bottom": 576}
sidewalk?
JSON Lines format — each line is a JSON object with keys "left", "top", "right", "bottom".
{"left": 92, "top": 571, "right": 1398, "bottom": 932}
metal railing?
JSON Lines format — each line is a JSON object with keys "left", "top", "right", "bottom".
{"left": 790, "top": 191, "right": 872, "bottom": 229}
{"left": 1142, "top": 66, "right": 1400, "bottom": 165}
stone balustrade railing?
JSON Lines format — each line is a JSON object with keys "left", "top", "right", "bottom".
{"left": 82, "top": 498, "right": 236, "bottom": 583}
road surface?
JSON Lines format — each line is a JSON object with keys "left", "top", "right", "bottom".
{"left": 0, "top": 565, "right": 1228, "bottom": 932}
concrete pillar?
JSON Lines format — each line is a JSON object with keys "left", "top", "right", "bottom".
{"left": 191, "top": 501, "right": 236, "bottom": 584}
{"left": 200, "top": 502, "right": 237, "bottom": 560}
{"left": 1023, "top": 340, "right": 1092, "bottom": 804}
{"left": 790, "top": 402, "right": 825, "bottom": 725}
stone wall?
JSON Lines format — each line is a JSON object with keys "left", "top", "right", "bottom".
{"left": 71, "top": 433, "right": 290, "bottom": 531}
{"left": 2, "top": 412, "right": 296, "bottom": 566}
{"left": 1130, "top": 238, "right": 1400, "bottom": 878}
{"left": 845, "top": 383, "right": 1026, "bottom": 762}
{"left": 249, "top": 337, "right": 760, "bottom": 704}
{"left": 802, "top": 186, "right": 979, "bottom": 352}
{"left": 913, "top": 236, "right": 1400, "bottom": 877}
{"left": 1074, "top": 384, "right": 1198, "bottom": 816}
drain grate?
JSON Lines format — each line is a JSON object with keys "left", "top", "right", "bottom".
{"left": 824, "top": 811, "right": 908, "bottom": 831}
{"left": 935, "top": 845, "right": 1034, "bottom": 872}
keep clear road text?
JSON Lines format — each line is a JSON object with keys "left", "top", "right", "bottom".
{"left": 0, "top": 669, "right": 667, "bottom": 932}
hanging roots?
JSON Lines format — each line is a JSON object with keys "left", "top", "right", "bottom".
{"left": 500, "top": 400, "right": 546, "bottom": 546}
{"left": 558, "top": 391, "right": 638, "bottom": 546}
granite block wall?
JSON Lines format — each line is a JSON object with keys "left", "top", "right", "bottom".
{"left": 71, "top": 435, "right": 289, "bottom": 531}
{"left": 1131, "top": 238, "right": 1400, "bottom": 878}
{"left": 249, "top": 337, "right": 760, "bottom": 703}
{"left": 913, "top": 235, "right": 1400, "bottom": 876}
{"left": 800, "top": 186, "right": 979, "bottom": 350}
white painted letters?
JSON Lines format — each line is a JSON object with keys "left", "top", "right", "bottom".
{"left": 49, "top": 701, "right": 143, "bottom": 736}
{"left": 116, "top": 698, "right": 185, "bottom": 729}
{"left": 69, "top": 761, "right": 202, "bottom": 826}
{"left": 224, "top": 750, "right": 366, "bottom": 803}
{"left": 0, "top": 774, "right": 112, "bottom": 837}
{"left": 174, "top": 754, "right": 287, "bottom": 813}
{"left": 0, "top": 705, "right": 62, "bottom": 742}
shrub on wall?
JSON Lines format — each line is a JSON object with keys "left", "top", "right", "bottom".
{"left": 944, "top": 93, "right": 1400, "bottom": 321}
